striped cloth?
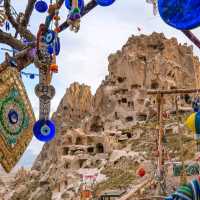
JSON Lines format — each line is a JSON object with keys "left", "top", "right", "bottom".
{"left": 165, "top": 178, "right": 200, "bottom": 200}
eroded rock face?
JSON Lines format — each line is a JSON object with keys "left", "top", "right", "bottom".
{"left": 88, "top": 32, "right": 197, "bottom": 131}
{"left": 53, "top": 82, "right": 93, "bottom": 128}
{"left": 3, "top": 33, "right": 199, "bottom": 200}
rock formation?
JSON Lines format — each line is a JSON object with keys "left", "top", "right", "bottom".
{"left": 0, "top": 32, "right": 199, "bottom": 200}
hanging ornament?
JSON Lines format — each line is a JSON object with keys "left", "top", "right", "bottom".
{"left": 185, "top": 112, "right": 200, "bottom": 151}
{"left": 137, "top": 167, "right": 146, "bottom": 177}
{"left": 193, "top": 97, "right": 200, "bottom": 112}
{"left": 50, "top": 54, "right": 58, "bottom": 73}
{"left": 0, "top": 68, "right": 35, "bottom": 172}
{"left": 146, "top": 0, "right": 157, "bottom": 16}
{"left": 95, "top": 0, "right": 115, "bottom": 7}
{"left": 158, "top": 0, "right": 200, "bottom": 30}
{"left": 67, "top": 0, "right": 82, "bottom": 33}
{"left": 185, "top": 113, "right": 196, "bottom": 132}
{"left": 65, "top": 0, "right": 84, "bottom": 12}
{"left": 67, "top": 8, "right": 81, "bottom": 33}
{"left": 33, "top": 119, "right": 55, "bottom": 142}
{"left": 35, "top": 0, "right": 48, "bottom": 13}
{"left": 44, "top": 30, "right": 55, "bottom": 44}
{"left": 48, "top": 3, "right": 57, "bottom": 14}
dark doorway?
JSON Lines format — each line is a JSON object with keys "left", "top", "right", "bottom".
{"left": 96, "top": 143, "right": 104, "bottom": 153}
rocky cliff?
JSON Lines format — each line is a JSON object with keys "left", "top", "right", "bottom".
{"left": 1, "top": 32, "right": 199, "bottom": 200}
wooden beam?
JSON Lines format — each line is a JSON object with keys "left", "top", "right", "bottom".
{"left": 147, "top": 88, "right": 200, "bottom": 95}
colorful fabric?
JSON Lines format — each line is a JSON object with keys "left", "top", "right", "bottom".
{"left": 165, "top": 178, "right": 200, "bottom": 200}
{"left": 173, "top": 164, "right": 200, "bottom": 177}
{"left": 185, "top": 112, "right": 200, "bottom": 151}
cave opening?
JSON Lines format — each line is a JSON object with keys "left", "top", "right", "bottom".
{"left": 96, "top": 143, "right": 104, "bottom": 153}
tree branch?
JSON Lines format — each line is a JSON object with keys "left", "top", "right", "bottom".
{"left": 0, "top": 47, "right": 34, "bottom": 73}
{"left": 4, "top": 0, "right": 36, "bottom": 41}
{"left": 0, "top": 30, "right": 26, "bottom": 50}
{"left": 59, "top": 0, "right": 97, "bottom": 32}
{"left": 21, "top": 0, "right": 37, "bottom": 27}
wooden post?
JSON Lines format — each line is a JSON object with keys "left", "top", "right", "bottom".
{"left": 156, "top": 94, "right": 166, "bottom": 195}
{"left": 175, "top": 97, "right": 187, "bottom": 185}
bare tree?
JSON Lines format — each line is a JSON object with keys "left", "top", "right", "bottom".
{"left": 0, "top": 0, "right": 97, "bottom": 122}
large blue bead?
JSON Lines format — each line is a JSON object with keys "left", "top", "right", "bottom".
{"left": 158, "top": 0, "right": 200, "bottom": 30}
{"left": 33, "top": 119, "right": 56, "bottom": 142}
{"left": 95, "top": 0, "right": 115, "bottom": 7}
{"left": 35, "top": 0, "right": 48, "bottom": 13}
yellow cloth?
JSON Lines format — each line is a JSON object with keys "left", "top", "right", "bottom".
{"left": 185, "top": 113, "right": 196, "bottom": 132}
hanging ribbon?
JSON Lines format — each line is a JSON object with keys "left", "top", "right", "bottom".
{"left": 67, "top": 0, "right": 81, "bottom": 33}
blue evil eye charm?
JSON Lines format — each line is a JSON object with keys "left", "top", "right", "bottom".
{"left": 33, "top": 119, "right": 56, "bottom": 142}
{"left": 45, "top": 30, "right": 55, "bottom": 45}
{"left": 158, "top": 0, "right": 200, "bottom": 30}
{"left": 95, "top": 0, "right": 115, "bottom": 7}
{"left": 8, "top": 110, "right": 18, "bottom": 124}
{"left": 35, "top": 0, "right": 48, "bottom": 13}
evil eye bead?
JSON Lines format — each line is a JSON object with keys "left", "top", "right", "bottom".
{"left": 44, "top": 30, "right": 55, "bottom": 44}
{"left": 33, "top": 119, "right": 56, "bottom": 142}
{"left": 158, "top": 0, "right": 200, "bottom": 30}
{"left": 8, "top": 110, "right": 18, "bottom": 124}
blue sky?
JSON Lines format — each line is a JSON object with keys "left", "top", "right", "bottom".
{"left": 1, "top": 0, "right": 200, "bottom": 167}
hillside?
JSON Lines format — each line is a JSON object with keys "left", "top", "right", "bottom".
{"left": 0, "top": 32, "right": 199, "bottom": 200}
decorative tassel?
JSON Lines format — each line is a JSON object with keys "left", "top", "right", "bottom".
{"left": 67, "top": 0, "right": 81, "bottom": 33}
{"left": 50, "top": 54, "right": 58, "bottom": 73}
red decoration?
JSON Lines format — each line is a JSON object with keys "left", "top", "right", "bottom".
{"left": 138, "top": 167, "right": 146, "bottom": 177}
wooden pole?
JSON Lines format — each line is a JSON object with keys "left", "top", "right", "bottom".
{"left": 175, "top": 97, "right": 187, "bottom": 185}
{"left": 156, "top": 94, "right": 166, "bottom": 195}
{"left": 147, "top": 88, "right": 200, "bottom": 95}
